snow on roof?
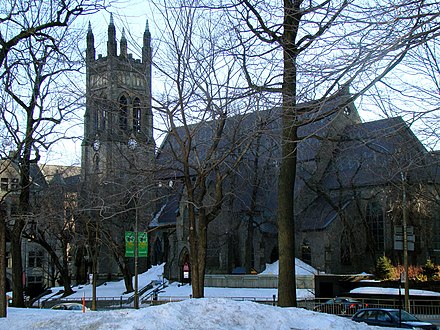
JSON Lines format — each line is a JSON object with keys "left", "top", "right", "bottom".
{"left": 350, "top": 286, "right": 440, "bottom": 297}
{"left": 259, "top": 259, "right": 317, "bottom": 276}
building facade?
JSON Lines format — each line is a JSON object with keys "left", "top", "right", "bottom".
{"left": 150, "top": 98, "right": 440, "bottom": 281}
{"left": 79, "top": 17, "right": 440, "bottom": 284}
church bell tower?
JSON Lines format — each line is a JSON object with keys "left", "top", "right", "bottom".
{"left": 82, "top": 14, "right": 154, "bottom": 183}
{"left": 80, "top": 15, "right": 155, "bottom": 277}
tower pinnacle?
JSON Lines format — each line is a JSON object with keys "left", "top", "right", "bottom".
{"left": 120, "top": 28, "right": 127, "bottom": 57}
{"left": 107, "top": 13, "right": 117, "bottom": 56}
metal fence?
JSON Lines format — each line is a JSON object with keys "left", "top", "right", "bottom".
{"left": 35, "top": 294, "right": 440, "bottom": 319}
{"left": 36, "top": 296, "right": 134, "bottom": 310}
{"left": 299, "top": 297, "right": 440, "bottom": 319}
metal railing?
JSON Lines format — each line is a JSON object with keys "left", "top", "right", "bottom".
{"left": 38, "top": 296, "right": 131, "bottom": 310}
{"left": 299, "top": 297, "right": 440, "bottom": 318}
{"left": 35, "top": 291, "right": 440, "bottom": 319}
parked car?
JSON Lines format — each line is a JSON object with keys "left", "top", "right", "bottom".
{"left": 313, "top": 297, "right": 366, "bottom": 315}
{"left": 51, "top": 302, "right": 88, "bottom": 311}
{"left": 351, "top": 308, "right": 437, "bottom": 329}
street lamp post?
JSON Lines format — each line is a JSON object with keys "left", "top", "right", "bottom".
{"left": 91, "top": 219, "right": 98, "bottom": 311}
{"left": 134, "top": 195, "right": 139, "bottom": 309}
{"left": 127, "top": 136, "right": 140, "bottom": 309}
{"left": 401, "top": 172, "right": 409, "bottom": 311}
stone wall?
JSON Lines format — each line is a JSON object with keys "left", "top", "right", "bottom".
{"left": 204, "top": 274, "right": 314, "bottom": 289}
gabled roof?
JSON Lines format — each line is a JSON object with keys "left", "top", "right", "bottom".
{"left": 321, "top": 117, "right": 430, "bottom": 189}
{"left": 152, "top": 90, "right": 436, "bottom": 232}
{"left": 156, "top": 89, "right": 359, "bottom": 178}
{"left": 297, "top": 196, "right": 352, "bottom": 231}
{"left": 154, "top": 91, "right": 358, "bottom": 225}
{"left": 39, "top": 164, "right": 81, "bottom": 192}
{"left": 0, "top": 159, "right": 48, "bottom": 192}
{"left": 150, "top": 181, "right": 183, "bottom": 227}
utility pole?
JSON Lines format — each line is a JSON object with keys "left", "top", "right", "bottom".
{"left": 134, "top": 194, "right": 139, "bottom": 309}
{"left": 0, "top": 205, "right": 7, "bottom": 317}
{"left": 91, "top": 217, "right": 98, "bottom": 311}
{"left": 401, "top": 172, "right": 409, "bottom": 311}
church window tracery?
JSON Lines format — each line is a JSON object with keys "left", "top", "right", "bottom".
{"left": 133, "top": 98, "right": 141, "bottom": 132}
{"left": 366, "top": 201, "right": 384, "bottom": 253}
{"left": 119, "top": 95, "right": 128, "bottom": 131}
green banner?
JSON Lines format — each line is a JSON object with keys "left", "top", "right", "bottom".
{"left": 125, "top": 231, "right": 148, "bottom": 257}
{"left": 138, "top": 232, "right": 148, "bottom": 257}
{"left": 125, "top": 231, "right": 135, "bottom": 257}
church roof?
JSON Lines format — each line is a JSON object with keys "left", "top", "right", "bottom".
{"left": 154, "top": 91, "right": 357, "bottom": 225}
{"left": 153, "top": 92, "right": 438, "bottom": 231}
{"left": 320, "top": 117, "right": 431, "bottom": 189}
{"left": 156, "top": 90, "right": 357, "bottom": 179}
{"left": 150, "top": 181, "right": 183, "bottom": 227}
{"left": 298, "top": 197, "right": 352, "bottom": 231}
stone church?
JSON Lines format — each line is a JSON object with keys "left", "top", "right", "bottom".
{"left": 79, "top": 17, "right": 440, "bottom": 283}
{"left": 149, "top": 95, "right": 440, "bottom": 282}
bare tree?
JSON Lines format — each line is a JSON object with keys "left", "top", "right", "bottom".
{"left": 363, "top": 34, "right": 440, "bottom": 150}
{"left": 151, "top": 0, "right": 270, "bottom": 298}
{"left": 210, "top": 0, "right": 440, "bottom": 307}
{"left": 0, "top": 0, "right": 106, "bottom": 309}
{"left": 24, "top": 166, "right": 82, "bottom": 297}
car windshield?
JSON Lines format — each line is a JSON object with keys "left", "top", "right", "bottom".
{"left": 389, "top": 310, "right": 419, "bottom": 322}
{"left": 69, "top": 305, "right": 82, "bottom": 310}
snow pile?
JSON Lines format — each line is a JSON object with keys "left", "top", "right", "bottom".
{"left": 260, "top": 259, "right": 317, "bottom": 276}
{"left": 2, "top": 298, "right": 382, "bottom": 329}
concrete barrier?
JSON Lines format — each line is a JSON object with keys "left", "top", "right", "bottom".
{"left": 204, "top": 274, "right": 314, "bottom": 289}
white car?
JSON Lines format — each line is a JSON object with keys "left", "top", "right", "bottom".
{"left": 51, "top": 302, "right": 88, "bottom": 311}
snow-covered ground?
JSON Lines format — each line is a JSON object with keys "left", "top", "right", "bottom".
{"left": 34, "top": 261, "right": 315, "bottom": 305}
{"left": 0, "top": 262, "right": 421, "bottom": 329}
{"left": 0, "top": 298, "right": 388, "bottom": 330}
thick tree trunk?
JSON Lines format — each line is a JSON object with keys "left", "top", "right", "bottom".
{"left": 11, "top": 218, "right": 25, "bottom": 307}
{"left": 277, "top": 0, "right": 301, "bottom": 308}
{"left": 195, "top": 210, "right": 207, "bottom": 297}
{"left": 188, "top": 203, "right": 200, "bottom": 297}
{"left": 277, "top": 126, "right": 298, "bottom": 307}
{"left": 122, "top": 262, "right": 134, "bottom": 293}
{"left": 60, "top": 251, "right": 74, "bottom": 296}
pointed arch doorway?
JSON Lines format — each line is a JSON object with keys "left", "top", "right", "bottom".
{"left": 179, "top": 248, "right": 191, "bottom": 284}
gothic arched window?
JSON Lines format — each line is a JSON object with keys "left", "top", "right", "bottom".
{"left": 366, "top": 201, "right": 384, "bottom": 253}
{"left": 100, "top": 96, "right": 107, "bottom": 130}
{"left": 340, "top": 230, "right": 352, "bottom": 265}
{"left": 94, "top": 110, "right": 99, "bottom": 131}
{"left": 119, "top": 95, "right": 128, "bottom": 131}
{"left": 301, "top": 240, "right": 312, "bottom": 265}
{"left": 133, "top": 98, "right": 141, "bottom": 132}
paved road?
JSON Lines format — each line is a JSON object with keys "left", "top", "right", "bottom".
{"left": 418, "top": 316, "right": 440, "bottom": 327}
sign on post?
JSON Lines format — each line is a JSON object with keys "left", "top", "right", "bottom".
{"left": 394, "top": 226, "right": 415, "bottom": 251}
